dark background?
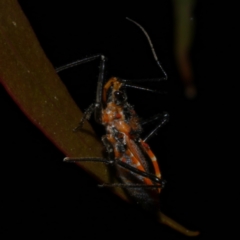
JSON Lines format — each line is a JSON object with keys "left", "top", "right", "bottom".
{"left": 1, "top": 1, "right": 234, "bottom": 239}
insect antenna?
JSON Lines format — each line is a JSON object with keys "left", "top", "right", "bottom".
{"left": 126, "top": 17, "right": 168, "bottom": 80}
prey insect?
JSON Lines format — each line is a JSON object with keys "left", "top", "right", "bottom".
{"left": 56, "top": 17, "right": 169, "bottom": 213}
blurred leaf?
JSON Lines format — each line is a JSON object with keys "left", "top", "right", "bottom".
{"left": 173, "top": 0, "right": 197, "bottom": 98}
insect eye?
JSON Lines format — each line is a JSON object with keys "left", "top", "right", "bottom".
{"left": 114, "top": 91, "right": 126, "bottom": 104}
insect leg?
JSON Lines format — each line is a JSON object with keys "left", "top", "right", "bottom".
{"left": 115, "top": 159, "right": 164, "bottom": 185}
{"left": 137, "top": 113, "right": 169, "bottom": 184}
{"left": 63, "top": 157, "right": 113, "bottom": 164}
{"left": 63, "top": 156, "right": 163, "bottom": 185}
{"left": 56, "top": 54, "right": 107, "bottom": 128}
{"left": 73, "top": 103, "right": 96, "bottom": 131}
{"left": 120, "top": 77, "right": 167, "bottom": 94}
{"left": 122, "top": 77, "right": 167, "bottom": 83}
{"left": 141, "top": 112, "right": 169, "bottom": 142}
{"left": 56, "top": 54, "right": 104, "bottom": 73}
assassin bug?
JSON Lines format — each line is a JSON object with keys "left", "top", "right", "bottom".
{"left": 56, "top": 17, "right": 169, "bottom": 213}
{"left": 56, "top": 18, "right": 200, "bottom": 236}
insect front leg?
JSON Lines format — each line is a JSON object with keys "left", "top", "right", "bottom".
{"left": 56, "top": 54, "right": 106, "bottom": 74}
{"left": 56, "top": 54, "right": 107, "bottom": 129}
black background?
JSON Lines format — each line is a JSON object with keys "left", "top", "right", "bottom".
{"left": 1, "top": 1, "right": 234, "bottom": 239}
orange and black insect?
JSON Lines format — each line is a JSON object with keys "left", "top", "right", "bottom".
{"left": 56, "top": 18, "right": 169, "bottom": 213}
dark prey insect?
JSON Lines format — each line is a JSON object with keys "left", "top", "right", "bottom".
{"left": 56, "top": 17, "right": 169, "bottom": 214}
